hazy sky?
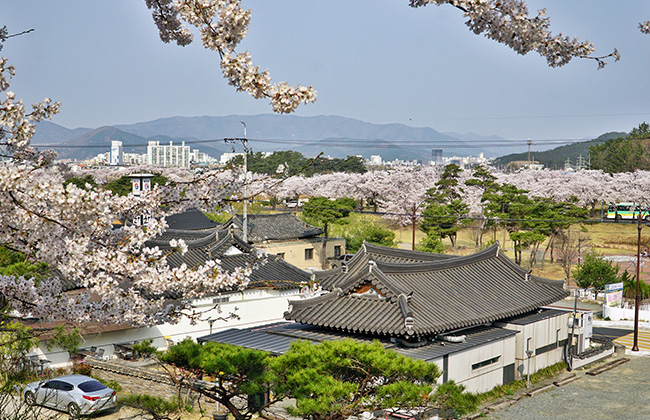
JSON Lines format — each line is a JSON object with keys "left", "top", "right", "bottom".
{"left": 3, "top": 1, "right": 650, "bottom": 148}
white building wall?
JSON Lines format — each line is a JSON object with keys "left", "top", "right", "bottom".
{"left": 442, "top": 335, "right": 517, "bottom": 393}
{"left": 38, "top": 288, "right": 301, "bottom": 368}
{"left": 495, "top": 312, "right": 569, "bottom": 380}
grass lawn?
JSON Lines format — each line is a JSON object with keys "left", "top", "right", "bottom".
{"left": 317, "top": 212, "right": 649, "bottom": 284}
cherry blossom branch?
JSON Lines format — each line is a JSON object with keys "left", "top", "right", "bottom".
{"left": 145, "top": 0, "right": 316, "bottom": 113}
{"left": 640, "top": 22, "right": 650, "bottom": 35}
{"left": 410, "top": 0, "right": 620, "bottom": 68}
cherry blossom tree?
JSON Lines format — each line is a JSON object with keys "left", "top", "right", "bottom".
{"left": 377, "top": 168, "right": 439, "bottom": 250}
{"left": 0, "top": 58, "right": 253, "bottom": 330}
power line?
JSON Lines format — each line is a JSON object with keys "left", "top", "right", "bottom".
{"left": 31, "top": 136, "right": 603, "bottom": 150}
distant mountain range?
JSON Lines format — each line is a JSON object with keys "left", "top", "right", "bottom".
{"left": 30, "top": 114, "right": 563, "bottom": 162}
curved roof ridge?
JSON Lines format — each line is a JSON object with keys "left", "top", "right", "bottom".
{"left": 313, "top": 268, "right": 341, "bottom": 280}
{"left": 148, "top": 231, "right": 216, "bottom": 249}
{"left": 397, "top": 293, "right": 414, "bottom": 335}
{"left": 494, "top": 248, "right": 531, "bottom": 276}
{"left": 336, "top": 266, "right": 374, "bottom": 294}
{"left": 208, "top": 231, "right": 251, "bottom": 255}
{"left": 163, "top": 227, "right": 218, "bottom": 236}
{"left": 530, "top": 275, "right": 565, "bottom": 287}
{"left": 368, "top": 264, "right": 411, "bottom": 298}
{"left": 363, "top": 241, "right": 455, "bottom": 261}
{"left": 375, "top": 242, "right": 500, "bottom": 273}
{"left": 288, "top": 290, "right": 336, "bottom": 310}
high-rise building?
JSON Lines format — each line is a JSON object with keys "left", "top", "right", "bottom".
{"left": 147, "top": 141, "right": 190, "bottom": 167}
{"left": 431, "top": 149, "right": 443, "bottom": 166}
{"left": 370, "top": 155, "right": 382, "bottom": 165}
{"left": 110, "top": 141, "right": 123, "bottom": 166}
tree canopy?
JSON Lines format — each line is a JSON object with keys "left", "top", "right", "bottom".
{"left": 590, "top": 123, "right": 650, "bottom": 173}
{"left": 161, "top": 339, "right": 274, "bottom": 420}
{"left": 572, "top": 250, "right": 620, "bottom": 299}
{"left": 230, "top": 151, "right": 366, "bottom": 177}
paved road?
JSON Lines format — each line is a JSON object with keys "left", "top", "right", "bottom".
{"left": 593, "top": 326, "right": 650, "bottom": 352}
{"left": 484, "top": 356, "right": 650, "bottom": 420}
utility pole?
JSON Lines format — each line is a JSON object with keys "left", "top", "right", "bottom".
{"left": 633, "top": 208, "right": 643, "bottom": 351}
{"left": 225, "top": 121, "right": 249, "bottom": 242}
{"left": 242, "top": 121, "right": 248, "bottom": 243}
{"left": 527, "top": 138, "right": 532, "bottom": 168}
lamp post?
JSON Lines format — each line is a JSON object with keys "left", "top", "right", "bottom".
{"left": 526, "top": 349, "right": 534, "bottom": 388}
{"left": 632, "top": 206, "right": 645, "bottom": 351}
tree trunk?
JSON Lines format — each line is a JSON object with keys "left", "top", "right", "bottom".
{"left": 412, "top": 212, "right": 416, "bottom": 251}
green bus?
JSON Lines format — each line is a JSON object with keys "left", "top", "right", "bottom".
{"left": 606, "top": 202, "right": 649, "bottom": 221}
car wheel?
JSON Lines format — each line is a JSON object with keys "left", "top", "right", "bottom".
{"left": 24, "top": 391, "right": 36, "bottom": 406}
{"left": 67, "top": 403, "right": 81, "bottom": 418}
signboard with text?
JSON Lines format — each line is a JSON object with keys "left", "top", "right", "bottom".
{"left": 605, "top": 282, "right": 624, "bottom": 308}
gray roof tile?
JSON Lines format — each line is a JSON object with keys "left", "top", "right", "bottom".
{"left": 286, "top": 242, "right": 568, "bottom": 338}
{"left": 198, "top": 321, "right": 521, "bottom": 361}
{"left": 223, "top": 213, "right": 323, "bottom": 243}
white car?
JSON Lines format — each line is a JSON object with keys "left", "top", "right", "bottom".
{"left": 24, "top": 374, "right": 117, "bottom": 417}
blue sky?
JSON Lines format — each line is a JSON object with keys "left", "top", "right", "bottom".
{"left": 3, "top": 1, "right": 650, "bottom": 146}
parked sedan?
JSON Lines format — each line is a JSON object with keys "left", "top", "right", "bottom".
{"left": 24, "top": 374, "right": 117, "bottom": 417}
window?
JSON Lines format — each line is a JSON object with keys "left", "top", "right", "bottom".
{"left": 277, "top": 253, "right": 285, "bottom": 259}
{"left": 305, "top": 248, "right": 314, "bottom": 260}
{"left": 213, "top": 296, "right": 230, "bottom": 304}
{"left": 334, "top": 245, "right": 342, "bottom": 258}
{"left": 472, "top": 356, "right": 500, "bottom": 370}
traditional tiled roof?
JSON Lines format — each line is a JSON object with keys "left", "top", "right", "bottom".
{"left": 165, "top": 208, "right": 218, "bottom": 231}
{"left": 316, "top": 241, "right": 454, "bottom": 291}
{"left": 147, "top": 229, "right": 311, "bottom": 291}
{"left": 286, "top": 242, "right": 568, "bottom": 338}
{"left": 198, "top": 321, "right": 519, "bottom": 361}
{"left": 223, "top": 213, "right": 323, "bottom": 243}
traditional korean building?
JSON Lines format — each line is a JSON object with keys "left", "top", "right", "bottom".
{"left": 223, "top": 213, "right": 346, "bottom": 270}
{"left": 38, "top": 210, "right": 312, "bottom": 367}
{"left": 200, "top": 242, "right": 574, "bottom": 393}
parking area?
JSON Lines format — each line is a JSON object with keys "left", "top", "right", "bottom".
{"left": 484, "top": 355, "right": 650, "bottom": 420}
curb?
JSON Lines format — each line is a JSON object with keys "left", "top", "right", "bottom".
{"left": 525, "top": 383, "right": 555, "bottom": 397}
{"left": 554, "top": 373, "right": 579, "bottom": 386}
{"left": 586, "top": 357, "right": 629, "bottom": 376}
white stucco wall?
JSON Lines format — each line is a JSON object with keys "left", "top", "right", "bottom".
{"left": 602, "top": 304, "right": 650, "bottom": 322}
{"left": 495, "top": 312, "right": 569, "bottom": 380}
{"left": 38, "top": 288, "right": 301, "bottom": 368}
{"left": 434, "top": 334, "right": 517, "bottom": 394}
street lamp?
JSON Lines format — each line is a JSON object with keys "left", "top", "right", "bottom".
{"left": 526, "top": 349, "right": 534, "bottom": 388}
{"left": 632, "top": 204, "right": 647, "bottom": 351}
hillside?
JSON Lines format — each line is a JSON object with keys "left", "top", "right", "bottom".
{"left": 492, "top": 132, "right": 627, "bottom": 169}
{"left": 35, "top": 114, "right": 499, "bottom": 162}
{"left": 114, "top": 114, "right": 473, "bottom": 161}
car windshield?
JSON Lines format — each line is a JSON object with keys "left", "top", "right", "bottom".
{"left": 78, "top": 380, "right": 107, "bottom": 393}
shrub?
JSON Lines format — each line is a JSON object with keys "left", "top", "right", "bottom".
{"left": 102, "top": 379, "right": 122, "bottom": 392}
{"left": 72, "top": 362, "right": 92, "bottom": 376}
{"left": 119, "top": 394, "right": 181, "bottom": 414}
{"left": 132, "top": 339, "right": 158, "bottom": 359}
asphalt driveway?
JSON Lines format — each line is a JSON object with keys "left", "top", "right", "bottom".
{"left": 484, "top": 355, "right": 650, "bottom": 420}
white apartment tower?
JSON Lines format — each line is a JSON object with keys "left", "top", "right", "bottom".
{"left": 110, "top": 141, "right": 123, "bottom": 166}
{"left": 147, "top": 141, "right": 190, "bottom": 168}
